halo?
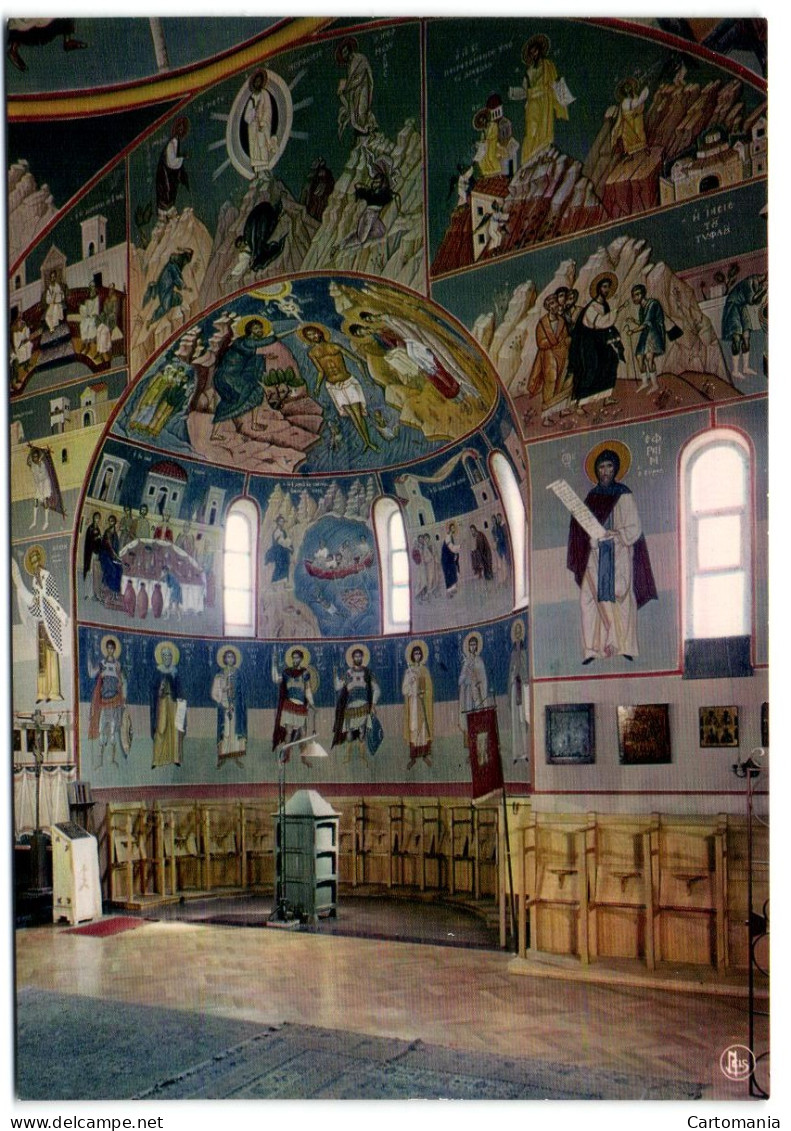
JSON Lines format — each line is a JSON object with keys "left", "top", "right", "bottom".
{"left": 285, "top": 644, "right": 311, "bottom": 668}
{"left": 101, "top": 634, "right": 122, "bottom": 659}
{"left": 463, "top": 631, "right": 483, "bottom": 655}
{"left": 154, "top": 640, "right": 180, "bottom": 667}
{"left": 23, "top": 545, "right": 45, "bottom": 574}
{"left": 335, "top": 36, "right": 358, "bottom": 65}
{"left": 472, "top": 108, "right": 490, "bottom": 131}
{"left": 297, "top": 323, "right": 328, "bottom": 343}
{"left": 232, "top": 314, "right": 271, "bottom": 339}
{"left": 250, "top": 281, "right": 292, "bottom": 302}
{"left": 616, "top": 76, "right": 640, "bottom": 101}
{"left": 345, "top": 643, "right": 370, "bottom": 668}
{"left": 589, "top": 271, "right": 619, "bottom": 299}
{"left": 248, "top": 68, "right": 268, "bottom": 90}
{"left": 216, "top": 644, "right": 242, "bottom": 669}
{"left": 522, "top": 34, "right": 550, "bottom": 62}
{"left": 510, "top": 619, "right": 526, "bottom": 644}
{"left": 584, "top": 440, "right": 632, "bottom": 483}
{"left": 405, "top": 639, "right": 429, "bottom": 665}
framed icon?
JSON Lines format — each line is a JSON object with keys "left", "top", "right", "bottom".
{"left": 617, "top": 704, "right": 671, "bottom": 765}
{"left": 699, "top": 706, "right": 739, "bottom": 748}
{"left": 545, "top": 703, "right": 595, "bottom": 764}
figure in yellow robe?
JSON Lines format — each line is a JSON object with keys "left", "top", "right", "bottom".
{"left": 610, "top": 79, "right": 649, "bottom": 157}
{"left": 513, "top": 36, "right": 570, "bottom": 165}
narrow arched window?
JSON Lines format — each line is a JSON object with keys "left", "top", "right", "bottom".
{"left": 681, "top": 430, "right": 753, "bottom": 677}
{"left": 223, "top": 497, "right": 258, "bottom": 637}
{"left": 490, "top": 451, "right": 528, "bottom": 609}
{"left": 373, "top": 497, "right": 411, "bottom": 634}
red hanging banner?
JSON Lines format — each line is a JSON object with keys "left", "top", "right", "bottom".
{"left": 466, "top": 706, "right": 504, "bottom": 800}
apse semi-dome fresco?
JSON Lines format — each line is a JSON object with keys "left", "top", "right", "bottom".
{"left": 113, "top": 274, "right": 500, "bottom": 476}
{"left": 74, "top": 269, "right": 527, "bottom": 789}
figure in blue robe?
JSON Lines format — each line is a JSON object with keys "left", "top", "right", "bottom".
{"left": 144, "top": 249, "right": 194, "bottom": 326}
{"left": 211, "top": 319, "right": 275, "bottom": 431}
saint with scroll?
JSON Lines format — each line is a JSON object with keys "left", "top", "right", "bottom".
{"left": 564, "top": 443, "right": 657, "bottom": 664}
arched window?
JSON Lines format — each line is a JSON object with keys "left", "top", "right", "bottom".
{"left": 681, "top": 429, "right": 753, "bottom": 677}
{"left": 373, "top": 497, "right": 411, "bottom": 634}
{"left": 223, "top": 498, "right": 258, "bottom": 637}
{"left": 490, "top": 451, "right": 528, "bottom": 610}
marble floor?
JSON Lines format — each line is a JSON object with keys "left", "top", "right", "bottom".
{"left": 15, "top": 916, "right": 768, "bottom": 1102}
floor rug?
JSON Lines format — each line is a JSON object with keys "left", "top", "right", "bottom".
{"left": 63, "top": 916, "right": 146, "bottom": 937}
{"left": 16, "top": 988, "right": 703, "bottom": 1101}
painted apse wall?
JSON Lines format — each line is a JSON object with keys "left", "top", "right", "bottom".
{"left": 9, "top": 17, "right": 767, "bottom": 827}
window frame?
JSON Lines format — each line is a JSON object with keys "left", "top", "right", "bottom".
{"left": 373, "top": 496, "right": 411, "bottom": 635}
{"left": 680, "top": 428, "right": 753, "bottom": 678}
{"left": 223, "top": 497, "right": 258, "bottom": 638}
{"left": 490, "top": 450, "right": 528, "bottom": 610}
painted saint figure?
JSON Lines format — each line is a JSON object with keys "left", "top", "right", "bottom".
{"left": 470, "top": 524, "right": 494, "bottom": 581}
{"left": 332, "top": 645, "right": 380, "bottom": 764}
{"left": 99, "top": 515, "right": 123, "bottom": 599}
{"left": 243, "top": 70, "right": 278, "bottom": 173}
{"left": 624, "top": 284, "right": 666, "bottom": 392}
{"left": 508, "top": 620, "right": 530, "bottom": 763}
{"left": 458, "top": 632, "right": 489, "bottom": 736}
{"left": 402, "top": 641, "right": 433, "bottom": 770}
{"left": 609, "top": 78, "right": 650, "bottom": 157}
{"left": 78, "top": 282, "right": 100, "bottom": 357}
{"left": 88, "top": 635, "right": 127, "bottom": 766}
{"left": 441, "top": 522, "right": 461, "bottom": 597}
{"left": 264, "top": 515, "right": 293, "bottom": 586}
{"left": 299, "top": 324, "right": 377, "bottom": 451}
{"left": 569, "top": 272, "right": 625, "bottom": 408}
{"left": 44, "top": 271, "right": 66, "bottom": 334}
{"left": 82, "top": 511, "right": 103, "bottom": 599}
{"left": 335, "top": 37, "right": 377, "bottom": 140}
{"left": 211, "top": 646, "right": 247, "bottom": 764}
{"left": 566, "top": 445, "right": 657, "bottom": 664}
{"left": 721, "top": 273, "right": 767, "bottom": 379}
{"left": 150, "top": 641, "right": 185, "bottom": 767}
{"left": 27, "top": 445, "right": 65, "bottom": 531}
{"left": 211, "top": 318, "right": 275, "bottom": 435}
{"left": 527, "top": 292, "right": 572, "bottom": 420}
{"left": 510, "top": 35, "right": 571, "bottom": 166}
{"left": 11, "top": 545, "right": 68, "bottom": 703}
{"left": 272, "top": 645, "right": 316, "bottom": 750}
{"left": 155, "top": 117, "right": 190, "bottom": 218}
{"left": 143, "top": 249, "right": 194, "bottom": 326}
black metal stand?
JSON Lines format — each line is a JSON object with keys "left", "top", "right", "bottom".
{"left": 734, "top": 751, "right": 769, "bottom": 1098}
{"left": 23, "top": 711, "right": 54, "bottom": 897}
{"left": 270, "top": 749, "right": 298, "bottom": 923}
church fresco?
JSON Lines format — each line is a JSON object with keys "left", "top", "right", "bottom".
{"left": 379, "top": 434, "right": 517, "bottom": 633}
{"left": 10, "top": 371, "right": 128, "bottom": 538}
{"left": 432, "top": 181, "right": 767, "bottom": 442}
{"left": 76, "top": 437, "right": 243, "bottom": 636}
{"left": 76, "top": 613, "right": 529, "bottom": 790}
{"left": 426, "top": 18, "right": 766, "bottom": 277}
{"left": 248, "top": 473, "right": 382, "bottom": 641}
{"left": 127, "top": 22, "right": 425, "bottom": 375}
{"left": 114, "top": 274, "right": 500, "bottom": 476}
{"left": 9, "top": 165, "right": 128, "bottom": 398}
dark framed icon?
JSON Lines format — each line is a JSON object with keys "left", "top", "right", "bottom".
{"left": 617, "top": 704, "right": 671, "bottom": 765}
{"left": 699, "top": 706, "right": 739, "bottom": 748}
{"left": 545, "top": 703, "right": 595, "bottom": 764}
{"left": 47, "top": 724, "right": 67, "bottom": 754}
